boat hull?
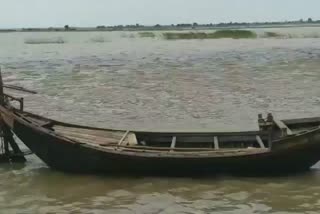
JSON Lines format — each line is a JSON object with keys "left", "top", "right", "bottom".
{"left": 12, "top": 118, "right": 320, "bottom": 175}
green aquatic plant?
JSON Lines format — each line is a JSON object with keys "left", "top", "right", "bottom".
{"left": 163, "top": 32, "right": 207, "bottom": 40}
{"left": 139, "top": 32, "right": 156, "bottom": 38}
{"left": 264, "top": 32, "right": 281, "bottom": 38}
{"left": 210, "top": 30, "right": 257, "bottom": 39}
{"left": 163, "top": 30, "right": 257, "bottom": 40}
{"left": 90, "top": 36, "right": 109, "bottom": 43}
{"left": 24, "top": 37, "right": 66, "bottom": 44}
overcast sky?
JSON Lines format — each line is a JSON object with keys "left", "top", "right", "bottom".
{"left": 1, "top": 0, "right": 320, "bottom": 28}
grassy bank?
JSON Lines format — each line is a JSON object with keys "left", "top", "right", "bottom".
{"left": 163, "top": 30, "right": 257, "bottom": 40}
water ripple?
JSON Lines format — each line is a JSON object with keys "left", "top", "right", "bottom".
{"left": 0, "top": 30, "right": 320, "bottom": 213}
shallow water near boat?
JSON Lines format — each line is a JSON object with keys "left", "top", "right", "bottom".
{"left": 1, "top": 27, "right": 320, "bottom": 213}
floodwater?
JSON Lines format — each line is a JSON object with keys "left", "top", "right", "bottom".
{"left": 0, "top": 27, "right": 320, "bottom": 213}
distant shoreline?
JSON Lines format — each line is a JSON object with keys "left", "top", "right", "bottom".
{"left": 1, "top": 23, "right": 320, "bottom": 33}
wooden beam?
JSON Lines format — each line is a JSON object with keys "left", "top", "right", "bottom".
{"left": 135, "top": 130, "right": 269, "bottom": 137}
{"left": 0, "top": 68, "right": 4, "bottom": 105}
{"left": 170, "top": 136, "right": 177, "bottom": 151}
{"left": 3, "top": 85, "right": 37, "bottom": 94}
{"left": 273, "top": 119, "right": 293, "bottom": 136}
{"left": 118, "top": 130, "right": 130, "bottom": 146}
{"left": 2, "top": 124, "right": 26, "bottom": 162}
{"left": 134, "top": 135, "right": 263, "bottom": 144}
{"left": 256, "top": 135, "right": 266, "bottom": 148}
{"left": 283, "top": 117, "right": 320, "bottom": 125}
{"left": 214, "top": 136, "right": 219, "bottom": 150}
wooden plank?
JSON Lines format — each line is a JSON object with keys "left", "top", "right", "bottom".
{"left": 54, "top": 126, "right": 125, "bottom": 138}
{"left": 283, "top": 117, "right": 320, "bottom": 125}
{"left": 55, "top": 130, "right": 120, "bottom": 144}
{"left": 273, "top": 119, "right": 293, "bottom": 136}
{"left": 214, "top": 136, "right": 219, "bottom": 150}
{"left": 135, "top": 130, "right": 269, "bottom": 137}
{"left": 135, "top": 135, "right": 265, "bottom": 144}
{"left": 118, "top": 130, "right": 130, "bottom": 146}
{"left": 57, "top": 134, "right": 119, "bottom": 146}
{"left": 256, "top": 135, "right": 266, "bottom": 149}
{"left": 170, "top": 136, "right": 177, "bottom": 151}
{"left": 3, "top": 85, "right": 37, "bottom": 94}
{"left": 117, "top": 145, "right": 268, "bottom": 154}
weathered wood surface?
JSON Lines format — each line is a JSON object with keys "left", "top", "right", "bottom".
{"left": 0, "top": 69, "right": 4, "bottom": 105}
{"left": 283, "top": 117, "right": 320, "bottom": 125}
{"left": 256, "top": 135, "right": 266, "bottom": 148}
{"left": 273, "top": 119, "right": 293, "bottom": 136}
{"left": 3, "top": 85, "right": 37, "bottom": 94}
{"left": 118, "top": 130, "right": 130, "bottom": 146}
{"left": 214, "top": 136, "right": 219, "bottom": 150}
{"left": 54, "top": 125, "right": 125, "bottom": 138}
{"left": 170, "top": 136, "right": 177, "bottom": 151}
{"left": 1, "top": 104, "right": 320, "bottom": 174}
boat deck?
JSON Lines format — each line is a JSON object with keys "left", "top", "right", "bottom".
{"left": 51, "top": 125, "right": 270, "bottom": 152}
{"left": 15, "top": 111, "right": 320, "bottom": 153}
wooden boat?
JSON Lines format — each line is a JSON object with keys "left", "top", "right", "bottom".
{"left": 0, "top": 72, "right": 320, "bottom": 175}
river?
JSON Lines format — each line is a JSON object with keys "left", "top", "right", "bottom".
{"left": 0, "top": 27, "right": 320, "bottom": 213}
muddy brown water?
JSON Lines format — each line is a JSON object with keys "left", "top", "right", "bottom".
{"left": 0, "top": 28, "right": 320, "bottom": 213}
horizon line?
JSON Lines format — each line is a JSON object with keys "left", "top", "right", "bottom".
{"left": 1, "top": 17, "right": 320, "bottom": 30}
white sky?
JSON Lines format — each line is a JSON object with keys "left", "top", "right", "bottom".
{"left": 0, "top": 0, "right": 319, "bottom": 28}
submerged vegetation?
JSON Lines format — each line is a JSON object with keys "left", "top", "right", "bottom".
{"left": 138, "top": 32, "right": 156, "bottom": 38}
{"left": 210, "top": 30, "right": 257, "bottom": 39}
{"left": 163, "top": 30, "right": 257, "bottom": 40}
{"left": 24, "top": 37, "right": 65, "bottom": 44}
{"left": 18, "top": 29, "right": 319, "bottom": 45}
{"left": 89, "top": 36, "right": 109, "bottom": 43}
{"left": 264, "top": 32, "right": 282, "bottom": 38}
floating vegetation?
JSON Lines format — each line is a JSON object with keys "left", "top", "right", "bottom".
{"left": 120, "top": 32, "right": 136, "bottom": 38}
{"left": 138, "top": 32, "right": 156, "bottom": 38}
{"left": 163, "top": 32, "right": 207, "bottom": 40}
{"left": 163, "top": 30, "right": 257, "bottom": 40}
{"left": 264, "top": 32, "right": 282, "bottom": 38}
{"left": 304, "top": 33, "right": 320, "bottom": 38}
{"left": 89, "top": 36, "right": 110, "bottom": 43}
{"left": 24, "top": 37, "right": 65, "bottom": 44}
{"left": 210, "top": 30, "right": 257, "bottom": 39}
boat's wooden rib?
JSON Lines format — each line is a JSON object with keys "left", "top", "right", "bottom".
{"left": 214, "top": 136, "right": 219, "bottom": 150}
{"left": 116, "top": 144, "right": 267, "bottom": 153}
{"left": 170, "top": 136, "right": 177, "bottom": 151}
{"left": 256, "top": 135, "right": 265, "bottom": 148}
{"left": 136, "top": 135, "right": 267, "bottom": 144}
{"left": 118, "top": 130, "right": 130, "bottom": 146}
